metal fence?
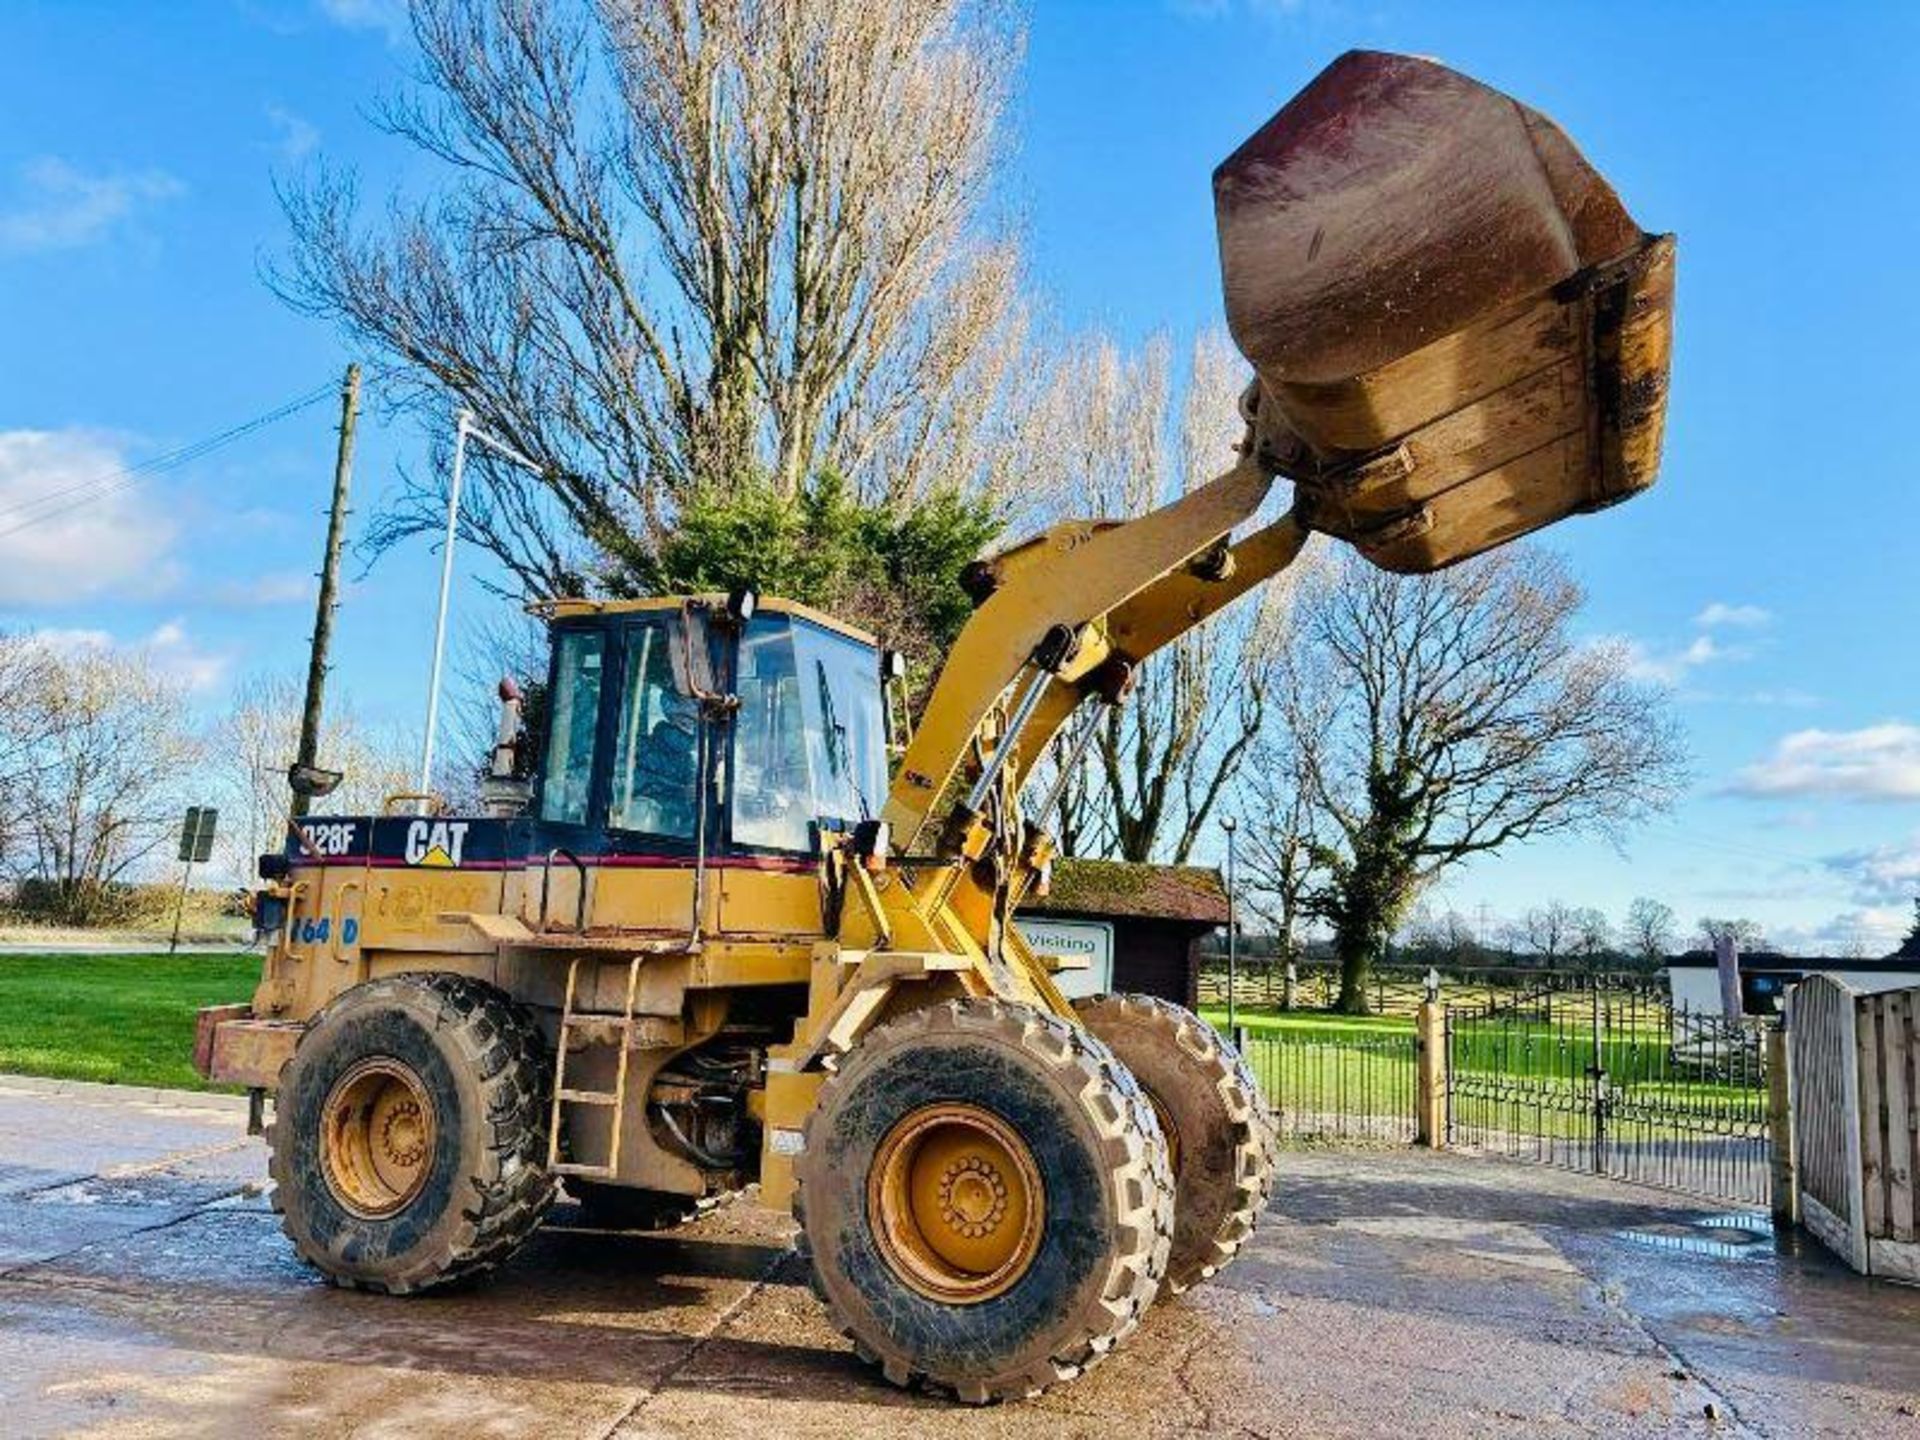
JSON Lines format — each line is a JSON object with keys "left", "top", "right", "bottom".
{"left": 1234, "top": 1024, "right": 1418, "bottom": 1145}
{"left": 1198, "top": 960, "right": 1664, "bottom": 1020}
{"left": 1200, "top": 961, "right": 1434, "bottom": 1016}
{"left": 1446, "top": 979, "right": 1772, "bottom": 1206}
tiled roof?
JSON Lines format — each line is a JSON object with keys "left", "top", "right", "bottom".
{"left": 1021, "top": 859, "right": 1230, "bottom": 925}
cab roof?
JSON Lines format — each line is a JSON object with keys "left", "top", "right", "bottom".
{"left": 532, "top": 594, "right": 878, "bottom": 647}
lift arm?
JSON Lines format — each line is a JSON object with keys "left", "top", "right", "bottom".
{"left": 871, "top": 48, "right": 1674, "bottom": 974}
{"left": 881, "top": 456, "right": 1281, "bottom": 853}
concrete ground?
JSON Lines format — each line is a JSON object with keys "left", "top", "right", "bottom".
{"left": 1, "top": 1076, "right": 1916, "bottom": 1438}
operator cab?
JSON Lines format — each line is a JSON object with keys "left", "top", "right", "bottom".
{"left": 534, "top": 596, "right": 889, "bottom": 861}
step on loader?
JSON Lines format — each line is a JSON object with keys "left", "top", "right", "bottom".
{"left": 196, "top": 51, "right": 1674, "bottom": 1402}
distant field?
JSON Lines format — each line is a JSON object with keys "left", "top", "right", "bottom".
{"left": 0, "top": 953, "right": 259, "bottom": 1091}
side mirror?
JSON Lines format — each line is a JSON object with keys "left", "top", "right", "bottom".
{"left": 671, "top": 603, "right": 721, "bottom": 700}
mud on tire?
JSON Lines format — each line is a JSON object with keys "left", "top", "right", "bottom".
{"left": 269, "top": 973, "right": 555, "bottom": 1294}
{"left": 793, "top": 997, "right": 1175, "bottom": 1404}
{"left": 1073, "top": 993, "right": 1276, "bottom": 1294}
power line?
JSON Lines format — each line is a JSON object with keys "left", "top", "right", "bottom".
{"left": 0, "top": 380, "right": 337, "bottom": 523}
{"left": 1650, "top": 822, "right": 1833, "bottom": 871}
{"left": 0, "top": 381, "right": 340, "bottom": 540}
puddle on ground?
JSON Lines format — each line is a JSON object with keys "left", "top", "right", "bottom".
{"left": 1619, "top": 1211, "right": 1774, "bottom": 1261}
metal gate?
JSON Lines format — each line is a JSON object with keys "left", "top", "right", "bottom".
{"left": 1447, "top": 978, "right": 1772, "bottom": 1206}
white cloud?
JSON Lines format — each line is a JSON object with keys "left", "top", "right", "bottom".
{"left": 0, "top": 429, "right": 178, "bottom": 604}
{"left": 1616, "top": 633, "right": 1738, "bottom": 685}
{"left": 20, "top": 619, "right": 227, "bottom": 694}
{"left": 1604, "top": 602, "right": 1776, "bottom": 690}
{"left": 0, "top": 157, "right": 183, "bottom": 255}
{"left": 1823, "top": 834, "right": 1920, "bottom": 906}
{"left": 214, "top": 570, "right": 314, "bottom": 607}
{"left": 25, "top": 626, "right": 115, "bottom": 656}
{"left": 1738, "top": 689, "right": 1822, "bottom": 709}
{"left": 1728, "top": 723, "right": 1920, "bottom": 803}
{"left": 144, "top": 618, "right": 228, "bottom": 692}
{"left": 265, "top": 105, "right": 320, "bottom": 163}
{"left": 317, "top": 0, "right": 408, "bottom": 40}
{"left": 1770, "top": 907, "right": 1912, "bottom": 959}
{"left": 1694, "top": 602, "right": 1772, "bottom": 630}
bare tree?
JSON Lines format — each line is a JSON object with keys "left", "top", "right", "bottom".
{"left": 1276, "top": 546, "right": 1687, "bottom": 1012}
{"left": 1569, "top": 906, "right": 1614, "bottom": 963}
{"left": 1698, "top": 916, "right": 1765, "bottom": 951}
{"left": 0, "top": 633, "right": 61, "bottom": 868}
{"left": 1624, "top": 896, "right": 1676, "bottom": 968}
{"left": 1514, "top": 900, "right": 1576, "bottom": 964}
{"left": 211, "top": 673, "right": 419, "bottom": 882}
{"left": 1437, "top": 908, "right": 1481, "bottom": 967}
{"left": 1236, "top": 729, "right": 1321, "bottom": 973}
{"left": 8, "top": 647, "right": 200, "bottom": 921}
{"left": 277, "top": 0, "right": 1030, "bottom": 596}
{"left": 1038, "top": 330, "right": 1298, "bottom": 862}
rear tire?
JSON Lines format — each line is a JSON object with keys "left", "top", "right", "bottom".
{"left": 1073, "top": 993, "right": 1276, "bottom": 1294}
{"left": 793, "top": 997, "right": 1174, "bottom": 1404}
{"left": 269, "top": 973, "right": 555, "bottom": 1294}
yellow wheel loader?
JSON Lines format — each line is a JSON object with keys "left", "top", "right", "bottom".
{"left": 196, "top": 52, "right": 1674, "bottom": 1402}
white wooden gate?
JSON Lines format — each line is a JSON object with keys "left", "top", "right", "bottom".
{"left": 1788, "top": 976, "right": 1920, "bottom": 1280}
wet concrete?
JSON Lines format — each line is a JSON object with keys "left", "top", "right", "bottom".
{"left": 0, "top": 1076, "right": 1916, "bottom": 1437}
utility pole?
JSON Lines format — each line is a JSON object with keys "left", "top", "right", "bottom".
{"left": 292, "top": 363, "right": 360, "bottom": 819}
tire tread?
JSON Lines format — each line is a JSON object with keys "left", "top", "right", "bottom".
{"left": 269, "top": 972, "right": 555, "bottom": 1295}
{"left": 793, "top": 996, "right": 1175, "bottom": 1404}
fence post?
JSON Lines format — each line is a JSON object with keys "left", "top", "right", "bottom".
{"left": 1766, "top": 1021, "right": 1797, "bottom": 1227}
{"left": 1416, "top": 999, "right": 1447, "bottom": 1148}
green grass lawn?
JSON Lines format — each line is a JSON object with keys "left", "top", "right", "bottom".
{"left": 0, "top": 952, "right": 260, "bottom": 1091}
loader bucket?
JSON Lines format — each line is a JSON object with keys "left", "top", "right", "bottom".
{"left": 1215, "top": 50, "right": 1674, "bottom": 572}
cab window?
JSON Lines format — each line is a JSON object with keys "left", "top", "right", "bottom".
{"left": 608, "top": 620, "right": 699, "bottom": 840}
{"left": 731, "top": 614, "right": 885, "bottom": 853}
{"left": 539, "top": 628, "right": 604, "bottom": 824}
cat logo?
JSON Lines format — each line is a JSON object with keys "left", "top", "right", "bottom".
{"left": 404, "top": 819, "right": 471, "bottom": 868}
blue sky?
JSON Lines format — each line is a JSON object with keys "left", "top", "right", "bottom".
{"left": 2, "top": 1, "right": 1917, "bottom": 951}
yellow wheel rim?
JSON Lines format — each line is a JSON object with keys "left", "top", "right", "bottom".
{"left": 869, "top": 1103, "right": 1044, "bottom": 1304}
{"left": 320, "top": 1058, "right": 436, "bottom": 1219}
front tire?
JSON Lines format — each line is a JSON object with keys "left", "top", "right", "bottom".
{"left": 1073, "top": 993, "right": 1276, "bottom": 1294}
{"left": 793, "top": 998, "right": 1174, "bottom": 1404}
{"left": 269, "top": 973, "right": 555, "bottom": 1294}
